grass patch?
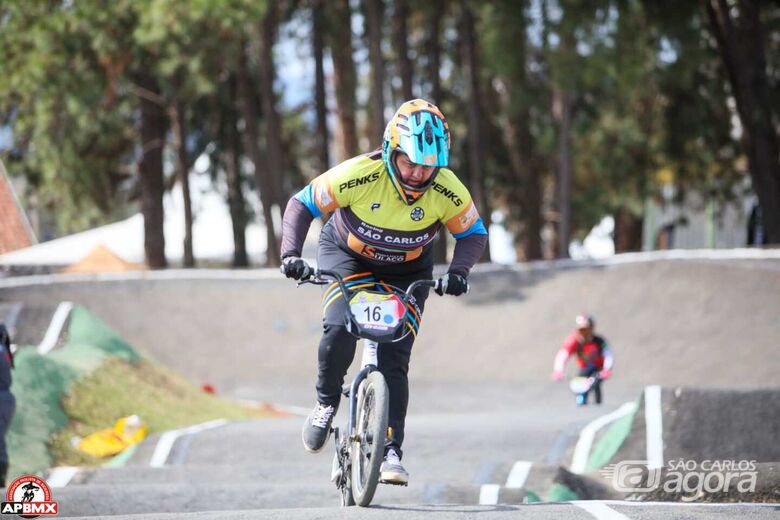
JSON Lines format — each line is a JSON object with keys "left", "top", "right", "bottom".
{"left": 49, "top": 356, "right": 265, "bottom": 467}
{"left": 7, "top": 305, "right": 272, "bottom": 478}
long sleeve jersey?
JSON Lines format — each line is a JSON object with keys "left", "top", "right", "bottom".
{"left": 553, "top": 333, "right": 614, "bottom": 371}
{"left": 281, "top": 150, "right": 487, "bottom": 276}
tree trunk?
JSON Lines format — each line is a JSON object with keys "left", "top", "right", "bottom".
{"left": 491, "top": 1, "right": 542, "bottom": 261}
{"left": 425, "top": 0, "right": 444, "bottom": 105}
{"left": 393, "top": 0, "right": 413, "bottom": 101}
{"left": 522, "top": 130, "right": 543, "bottom": 261}
{"left": 237, "top": 41, "right": 280, "bottom": 267}
{"left": 327, "top": 0, "right": 358, "bottom": 160}
{"left": 425, "top": 0, "right": 448, "bottom": 264}
{"left": 497, "top": 99, "right": 543, "bottom": 261}
{"left": 365, "top": 0, "right": 385, "bottom": 145}
{"left": 136, "top": 72, "right": 167, "bottom": 269}
{"left": 614, "top": 206, "right": 643, "bottom": 253}
{"left": 705, "top": 0, "right": 780, "bottom": 244}
{"left": 169, "top": 99, "right": 194, "bottom": 267}
{"left": 460, "top": 0, "right": 490, "bottom": 262}
{"left": 553, "top": 89, "right": 573, "bottom": 258}
{"left": 258, "top": 2, "right": 285, "bottom": 207}
{"left": 224, "top": 75, "right": 249, "bottom": 268}
{"left": 312, "top": 0, "right": 330, "bottom": 172}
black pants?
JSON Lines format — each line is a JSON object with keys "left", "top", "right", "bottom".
{"left": 578, "top": 367, "right": 602, "bottom": 404}
{"left": 315, "top": 231, "right": 432, "bottom": 458}
{"left": 0, "top": 391, "right": 14, "bottom": 484}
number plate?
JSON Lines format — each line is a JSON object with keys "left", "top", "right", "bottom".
{"left": 349, "top": 291, "right": 406, "bottom": 331}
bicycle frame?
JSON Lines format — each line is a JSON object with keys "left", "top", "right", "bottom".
{"left": 298, "top": 268, "right": 440, "bottom": 504}
{"left": 303, "top": 269, "right": 439, "bottom": 438}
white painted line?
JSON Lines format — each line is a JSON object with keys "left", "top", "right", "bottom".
{"left": 644, "top": 385, "right": 664, "bottom": 469}
{"left": 181, "top": 418, "right": 228, "bottom": 436}
{"left": 571, "top": 401, "right": 637, "bottom": 474}
{"left": 149, "top": 431, "right": 180, "bottom": 468}
{"left": 149, "top": 419, "right": 228, "bottom": 467}
{"left": 37, "top": 301, "right": 73, "bottom": 355}
{"left": 572, "top": 501, "right": 632, "bottom": 519}
{"left": 47, "top": 466, "right": 79, "bottom": 488}
{"left": 478, "top": 483, "right": 500, "bottom": 505}
{"left": 505, "top": 460, "right": 532, "bottom": 489}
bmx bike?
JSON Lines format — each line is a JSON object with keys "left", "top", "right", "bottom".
{"left": 298, "top": 268, "right": 439, "bottom": 507}
{"left": 569, "top": 372, "right": 603, "bottom": 405}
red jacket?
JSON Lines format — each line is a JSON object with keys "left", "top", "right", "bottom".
{"left": 560, "top": 333, "right": 609, "bottom": 369}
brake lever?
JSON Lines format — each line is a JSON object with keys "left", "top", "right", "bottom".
{"left": 296, "top": 277, "right": 329, "bottom": 288}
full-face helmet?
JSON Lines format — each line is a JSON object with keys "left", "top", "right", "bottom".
{"left": 575, "top": 314, "right": 595, "bottom": 335}
{"left": 382, "top": 99, "right": 450, "bottom": 205}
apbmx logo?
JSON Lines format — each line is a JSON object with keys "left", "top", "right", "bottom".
{"left": 2, "top": 475, "right": 58, "bottom": 518}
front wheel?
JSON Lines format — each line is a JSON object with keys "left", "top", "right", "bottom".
{"left": 351, "top": 370, "right": 389, "bottom": 506}
{"left": 340, "top": 477, "right": 355, "bottom": 506}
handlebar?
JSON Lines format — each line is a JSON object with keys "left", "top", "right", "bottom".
{"left": 310, "top": 268, "right": 440, "bottom": 305}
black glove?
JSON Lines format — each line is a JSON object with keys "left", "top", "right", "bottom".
{"left": 281, "top": 256, "right": 312, "bottom": 281}
{"left": 435, "top": 272, "right": 469, "bottom": 296}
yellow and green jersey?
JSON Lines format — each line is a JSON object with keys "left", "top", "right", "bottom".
{"left": 294, "top": 151, "right": 487, "bottom": 265}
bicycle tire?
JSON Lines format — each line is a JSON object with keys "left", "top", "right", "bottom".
{"left": 341, "top": 477, "right": 355, "bottom": 506}
{"left": 351, "top": 370, "right": 389, "bottom": 506}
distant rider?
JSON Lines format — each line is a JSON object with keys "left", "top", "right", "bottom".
{"left": 551, "top": 314, "right": 613, "bottom": 405}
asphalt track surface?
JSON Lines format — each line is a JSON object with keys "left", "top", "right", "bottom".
{"left": 1, "top": 258, "right": 779, "bottom": 518}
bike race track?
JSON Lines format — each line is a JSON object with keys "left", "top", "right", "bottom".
{"left": 1, "top": 252, "right": 779, "bottom": 519}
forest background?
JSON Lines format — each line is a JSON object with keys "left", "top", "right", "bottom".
{"left": 1, "top": 0, "right": 777, "bottom": 268}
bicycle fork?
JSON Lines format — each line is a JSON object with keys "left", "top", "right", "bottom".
{"left": 348, "top": 340, "right": 378, "bottom": 440}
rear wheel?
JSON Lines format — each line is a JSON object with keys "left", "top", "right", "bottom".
{"left": 351, "top": 370, "right": 389, "bottom": 506}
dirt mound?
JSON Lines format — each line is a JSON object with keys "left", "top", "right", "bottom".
{"left": 610, "top": 387, "right": 780, "bottom": 464}
{"left": 64, "top": 245, "right": 144, "bottom": 273}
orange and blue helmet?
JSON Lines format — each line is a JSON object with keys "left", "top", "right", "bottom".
{"left": 382, "top": 99, "right": 451, "bottom": 205}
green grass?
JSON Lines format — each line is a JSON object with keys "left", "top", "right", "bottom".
{"left": 49, "top": 356, "right": 263, "bottom": 467}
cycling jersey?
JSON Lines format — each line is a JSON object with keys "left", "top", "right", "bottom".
{"left": 560, "top": 333, "right": 612, "bottom": 369}
{"left": 293, "top": 151, "right": 487, "bottom": 267}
